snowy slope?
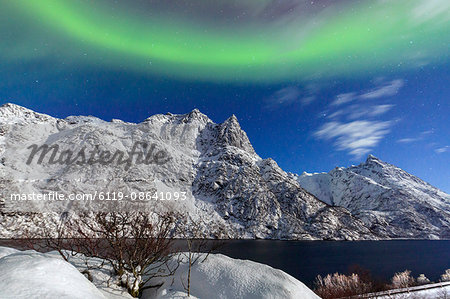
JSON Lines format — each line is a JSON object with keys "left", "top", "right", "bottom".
{"left": 151, "top": 253, "right": 320, "bottom": 299}
{"left": 0, "top": 103, "right": 373, "bottom": 240}
{"left": 0, "top": 246, "right": 320, "bottom": 299}
{"left": 296, "top": 155, "right": 450, "bottom": 239}
{"left": 369, "top": 282, "right": 450, "bottom": 299}
{"left": 0, "top": 249, "right": 106, "bottom": 299}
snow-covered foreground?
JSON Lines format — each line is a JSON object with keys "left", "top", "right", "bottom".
{"left": 148, "top": 253, "right": 319, "bottom": 299}
{"left": 367, "top": 282, "right": 450, "bottom": 299}
{"left": 0, "top": 246, "right": 319, "bottom": 299}
{"left": 0, "top": 248, "right": 107, "bottom": 299}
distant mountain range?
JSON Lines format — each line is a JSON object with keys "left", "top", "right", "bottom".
{"left": 294, "top": 155, "right": 450, "bottom": 239}
{"left": 1, "top": 103, "right": 449, "bottom": 239}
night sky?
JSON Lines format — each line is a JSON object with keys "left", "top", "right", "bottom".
{"left": 1, "top": 0, "right": 449, "bottom": 192}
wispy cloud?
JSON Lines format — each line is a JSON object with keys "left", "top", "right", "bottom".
{"left": 327, "top": 109, "right": 344, "bottom": 119}
{"left": 370, "top": 104, "right": 395, "bottom": 116}
{"left": 314, "top": 120, "right": 392, "bottom": 159}
{"left": 359, "top": 79, "right": 404, "bottom": 99}
{"left": 331, "top": 92, "right": 357, "bottom": 106}
{"left": 435, "top": 146, "right": 450, "bottom": 154}
{"left": 397, "top": 137, "right": 420, "bottom": 144}
{"left": 265, "top": 85, "right": 318, "bottom": 109}
{"left": 396, "top": 130, "right": 435, "bottom": 144}
{"left": 332, "top": 79, "right": 404, "bottom": 107}
{"left": 411, "top": 0, "right": 450, "bottom": 25}
{"left": 300, "top": 96, "right": 316, "bottom": 105}
{"left": 347, "top": 104, "right": 394, "bottom": 120}
{"left": 315, "top": 79, "right": 404, "bottom": 158}
{"left": 268, "top": 86, "right": 301, "bottom": 106}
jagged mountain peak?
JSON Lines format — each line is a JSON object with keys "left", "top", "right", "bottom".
{"left": 338, "top": 155, "right": 402, "bottom": 181}
{"left": 350, "top": 155, "right": 414, "bottom": 184}
{"left": 64, "top": 115, "right": 105, "bottom": 125}
{"left": 0, "top": 102, "right": 31, "bottom": 115}
{"left": 0, "top": 103, "right": 54, "bottom": 123}
{"left": 181, "top": 108, "right": 211, "bottom": 123}
{"left": 362, "top": 154, "right": 388, "bottom": 167}
{"left": 365, "top": 154, "right": 383, "bottom": 164}
{"left": 0, "top": 102, "right": 27, "bottom": 110}
{"left": 221, "top": 114, "right": 243, "bottom": 132}
{"left": 226, "top": 114, "right": 239, "bottom": 123}
{"left": 216, "top": 114, "right": 255, "bottom": 154}
{"left": 366, "top": 154, "right": 380, "bottom": 162}
{"left": 143, "top": 108, "right": 211, "bottom": 126}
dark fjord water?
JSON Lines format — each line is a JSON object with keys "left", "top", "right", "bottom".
{"left": 214, "top": 240, "right": 450, "bottom": 287}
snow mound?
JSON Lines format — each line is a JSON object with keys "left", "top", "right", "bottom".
{"left": 153, "top": 253, "right": 319, "bottom": 299}
{"left": 0, "top": 246, "right": 19, "bottom": 258}
{"left": 0, "top": 250, "right": 106, "bottom": 299}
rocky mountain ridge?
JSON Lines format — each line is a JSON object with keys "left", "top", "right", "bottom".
{"left": 295, "top": 155, "right": 450, "bottom": 239}
{"left": 1, "top": 103, "right": 449, "bottom": 239}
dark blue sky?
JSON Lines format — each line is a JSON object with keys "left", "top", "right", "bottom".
{"left": 0, "top": 0, "right": 449, "bottom": 192}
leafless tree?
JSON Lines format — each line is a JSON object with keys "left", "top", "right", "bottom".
{"left": 16, "top": 212, "right": 107, "bottom": 283}
{"left": 177, "top": 213, "right": 222, "bottom": 297}
{"left": 18, "top": 208, "right": 182, "bottom": 298}
{"left": 71, "top": 208, "right": 181, "bottom": 297}
{"left": 19, "top": 212, "right": 77, "bottom": 262}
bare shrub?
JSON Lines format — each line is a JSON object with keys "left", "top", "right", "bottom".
{"left": 72, "top": 209, "right": 181, "bottom": 297}
{"left": 177, "top": 214, "right": 222, "bottom": 297}
{"left": 390, "top": 270, "right": 415, "bottom": 289}
{"left": 441, "top": 269, "right": 450, "bottom": 282}
{"left": 19, "top": 208, "right": 181, "bottom": 298}
{"left": 18, "top": 212, "right": 86, "bottom": 262}
{"left": 416, "top": 274, "right": 430, "bottom": 285}
{"left": 314, "top": 272, "right": 372, "bottom": 299}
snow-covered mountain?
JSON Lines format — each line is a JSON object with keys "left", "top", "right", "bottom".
{"left": 0, "top": 103, "right": 373, "bottom": 240}
{"left": 295, "top": 155, "right": 450, "bottom": 239}
{"left": 2, "top": 103, "right": 449, "bottom": 240}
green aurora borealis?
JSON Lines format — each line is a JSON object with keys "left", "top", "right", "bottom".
{"left": 1, "top": 0, "right": 449, "bottom": 82}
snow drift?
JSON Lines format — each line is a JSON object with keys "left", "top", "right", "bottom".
{"left": 0, "top": 246, "right": 319, "bottom": 299}
{"left": 151, "top": 253, "right": 320, "bottom": 299}
{"left": 0, "top": 248, "right": 106, "bottom": 299}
